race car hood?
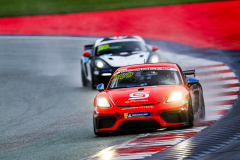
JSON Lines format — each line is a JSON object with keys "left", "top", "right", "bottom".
{"left": 99, "top": 51, "right": 150, "bottom": 67}
{"left": 107, "top": 86, "right": 175, "bottom": 106}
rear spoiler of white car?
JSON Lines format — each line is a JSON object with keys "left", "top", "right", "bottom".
{"left": 84, "top": 44, "right": 93, "bottom": 51}
{"left": 183, "top": 70, "right": 195, "bottom": 77}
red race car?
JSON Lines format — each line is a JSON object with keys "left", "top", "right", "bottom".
{"left": 93, "top": 63, "right": 205, "bottom": 136}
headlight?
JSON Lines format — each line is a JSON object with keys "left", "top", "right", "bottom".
{"left": 166, "top": 90, "right": 183, "bottom": 102}
{"left": 149, "top": 55, "right": 160, "bottom": 63}
{"left": 97, "top": 61, "right": 104, "bottom": 68}
{"left": 95, "top": 60, "right": 109, "bottom": 68}
{"left": 96, "top": 96, "right": 111, "bottom": 108}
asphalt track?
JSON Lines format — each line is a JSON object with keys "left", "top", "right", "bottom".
{"left": 0, "top": 36, "right": 139, "bottom": 159}
{"left": 0, "top": 35, "right": 239, "bottom": 160}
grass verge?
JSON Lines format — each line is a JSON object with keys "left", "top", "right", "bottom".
{"left": 0, "top": 0, "right": 222, "bottom": 17}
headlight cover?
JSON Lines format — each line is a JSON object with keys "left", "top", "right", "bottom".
{"left": 166, "top": 90, "right": 184, "bottom": 103}
{"left": 149, "top": 55, "right": 160, "bottom": 63}
{"left": 95, "top": 60, "right": 109, "bottom": 68}
{"left": 96, "top": 96, "right": 111, "bottom": 108}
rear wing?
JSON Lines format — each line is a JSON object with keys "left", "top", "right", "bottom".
{"left": 183, "top": 70, "right": 195, "bottom": 77}
{"left": 84, "top": 44, "right": 93, "bottom": 51}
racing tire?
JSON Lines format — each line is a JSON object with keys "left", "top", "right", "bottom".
{"left": 81, "top": 62, "right": 88, "bottom": 87}
{"left": 200, "top": 93, "right": 206, "bottom": 119}
{"left": 188, "top": 95, "right": 194, "bottom": 127}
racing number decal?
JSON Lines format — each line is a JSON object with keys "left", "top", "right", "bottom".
{"left": 128, "top": 91, "right": 150, "bottom": 100}
{"left": 98, "top": 44, "right": 109, "bottom": 51}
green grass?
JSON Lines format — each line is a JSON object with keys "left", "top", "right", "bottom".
{"left": 0, "top": 0, "right": 222, "bottom": 17}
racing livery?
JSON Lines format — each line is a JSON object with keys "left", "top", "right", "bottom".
{"left": 93, "top": 63, "right": 205, "bottom": 136}
{"left": 81, "top": 36, "right": 161, "bottom": 89}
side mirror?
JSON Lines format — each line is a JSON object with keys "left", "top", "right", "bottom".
{"left": 188, "top": 77, "right": 199, "bottom": 85}
{"left": 152, "top": 45, "right": 159, "bottom": 51}
{"left": 82, "top": 51, "right": 91, "bottom": 57}
{"left": 96, "top": 83, "right": 104, "bottom": 92}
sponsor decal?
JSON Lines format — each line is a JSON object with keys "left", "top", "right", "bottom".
{"left": 124, "top": 91, "right": 150, "bottom": 103}
{"left": 129, "top": 91, "right": 150, "bottom": 100}
{"left": 125, "top": 99, "right": 149, "bottom": 103}
{"left": 111, "top": 72, "right": 133, "bottom": 82}
{"left": 98, "top": 44, "right": 109, "bottom": 51}
{"left": 116, "top": 90, "right": 126, "bottom": 92}
{"left": 121, "top": 106, "right": 154, "bottom": 110}
{"left": 115, "top": 67, "right": 178, "bottom": 75}
{"left": 124, "top": 111, "right": 151, "bottom": 118}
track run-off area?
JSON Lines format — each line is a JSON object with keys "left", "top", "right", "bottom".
{"left": 0, "top": 1, "right": 240, "bottom": 160}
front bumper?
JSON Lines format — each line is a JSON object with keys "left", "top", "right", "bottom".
{"left": 94, "top": 101, "right": 189, "bottom": 132}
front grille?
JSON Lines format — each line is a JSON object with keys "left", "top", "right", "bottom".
{"left": 117, "top": 119, "right": 161, "bottom": 130}
{"left": 161, "top": 110, "right": 182, "bottom": 123}
{"left": 96, "top": 116, "right": 116, "bottom": 129}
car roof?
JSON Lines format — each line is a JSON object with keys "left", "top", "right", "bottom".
{"left": 116, "top": 63, "right": 179, "bottom": 72}
{"left": 94, "top": 36, "right": 145, "bottom": 47}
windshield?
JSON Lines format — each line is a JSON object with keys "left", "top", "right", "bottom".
{"left": 96, "top": 41, "right": 147, "bottom": 56}
{"left": 109, "top": 68, "right": 182, "bottom": 89}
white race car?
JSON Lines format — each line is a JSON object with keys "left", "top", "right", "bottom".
{"left": 81, "top": 36, "right": 161, "bottom": 89}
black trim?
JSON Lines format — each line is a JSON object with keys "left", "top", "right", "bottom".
{"left": 183, "top": 70, "right": 195, "bottom": 75}
{"left": 117, "top": 119, "right": 161, "bottom": 131}
{"left": 84, "top": 44, "right": 93, "bottom": 51}
{"left": 161, "top": 109, "right": 188, "bottom": 123}
{"left": 101, "top": 36, "right": 138, "bottom": 42}
{"left": 95, "top": 115, "right": 116, "bottom": 129}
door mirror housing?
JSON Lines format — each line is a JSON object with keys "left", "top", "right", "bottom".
{"left": 82, "top": 51, "right": 91, "bottom": 57}
{"left": 96, "top": 83, "right": 105, "bottom": 92}
{"left": 152, "top": 45, "right": 159, "bottom": 51}
{"left": 188, "top": 77, "right": 199, "bottom": 85}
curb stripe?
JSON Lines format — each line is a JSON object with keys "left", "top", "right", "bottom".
{"left": 194, "top": 120, "right": 216, "bottom": 127}
{"left": 205, "top": 91, "right": 239, "bottom": 97}
{"left": 187, "top": 64, "right": 225, "bottom": 69}
{"left": 115, "top": 145, "right": 172, "bottom": 154}
{"left": 206, "top": 99, "right": 236, "bottom": 106}
{"left": 128, "top": 132, "right": 198, "bottom": 143}
{"left": 200, "top": 76, "right": 238, "bottom": 82}
{"left": 198, "top": 69, "right": 232, "bottom": 75}
{"left": 204, "top": 83, "right": 239, "bottom": 89}
{"left": 207, "top": 110, "right": 228, "bottom": 115}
